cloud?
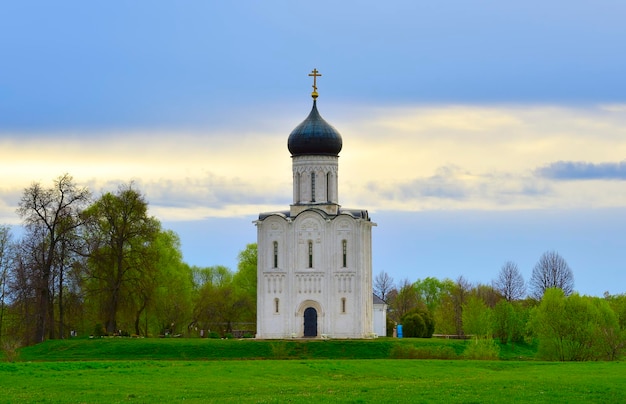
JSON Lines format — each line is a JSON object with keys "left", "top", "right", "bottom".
{"left": 2, "top": 103, "right": 626, "bottom": 222}
{"left": 536, "top": 161, "right": 626, "bottom": 180}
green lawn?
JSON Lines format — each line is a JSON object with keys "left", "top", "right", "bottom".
{"left": 1, "top": 338, "right": 623, "bottom": 403}
{"left": 0, "top": 359, "right": 624, "bottom": 403}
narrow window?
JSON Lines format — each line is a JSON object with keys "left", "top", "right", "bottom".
{"left": 275, "top": 298, "right": 280, "bottom": 314}
{"left": 308, "top": 241, "right": 313, "bottom": 268}
{"left": 342, "top": 240, "right": 347, "bottom": 267}
{"left": 273, "top": 241, "right": 278, "bottom": 268}
{"left": 341, "top": 298, "right": 346, "bottom": 313}
{"left": 326, "top": 172, "right": 331, "bottom": 202}
{"left": 311, "top": 172, "right": 316, "bottom": 202}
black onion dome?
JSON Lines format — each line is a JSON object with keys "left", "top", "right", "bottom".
{"left": 288, "top": 100, "right": 343, "bottom": 157}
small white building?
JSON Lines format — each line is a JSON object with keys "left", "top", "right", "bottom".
{"left": 372, "top": 294, "right": 388, "bottom": 337}
{"left": 255, "top": 71, "right": 377, "bottom": 339}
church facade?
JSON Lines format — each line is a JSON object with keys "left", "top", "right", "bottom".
{"left": 255, "top": 70, "right": 377, "bottom": 339}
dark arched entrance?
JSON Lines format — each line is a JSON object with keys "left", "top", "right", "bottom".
{"left": 303, "top": 307, "right": 317, "bottom": 337}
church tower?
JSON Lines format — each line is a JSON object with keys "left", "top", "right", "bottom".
{"left": 255, "top": 70, "right": 376, "bottom": 339}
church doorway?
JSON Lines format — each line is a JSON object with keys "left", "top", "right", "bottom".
{"left": 303, "top": 307, "right": 317, "bottom": 337}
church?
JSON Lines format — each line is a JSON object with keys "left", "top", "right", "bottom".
{"left": 255, "top": 70, "right": 380, "bottom": 339}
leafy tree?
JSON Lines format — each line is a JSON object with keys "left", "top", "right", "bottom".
{"left": 192, "top": 265, "right": 233, "bottom": 289}
{"left": 591, "top": 297, "right": 625, "bottom": 360}
{"left": 233, "top": 243, "right": 257, "bottom": 324}
{"left": 414, "top": 277, "right": 452, "bottom": 312}
{"left": 83, "top": 183, "right": 160, "bottom": 334}
{"left": 192, "top": 265, "right": 252, "bottom": 336}
{"left": 529, "top": 250, "right": 574, "bottom": 299}
{"left": 493, "top": 261, "right": 526, "bottom": 301}
{"left": 530, "top": 288, "right": 622, "bottom": 361}
{"left": 145, "top": 230, "right": 194, "bottom": 337}
{"left": 493, "top": 300, "right": 526, "bottom": 347}
{"left": 374, "top": 271, "right": 394, "bottom": 302}
{"left": 462, "top": 295, "right": 493, "bottom": 338}
{"left": 16, "top": 174, "right": 90, "bottom": 342}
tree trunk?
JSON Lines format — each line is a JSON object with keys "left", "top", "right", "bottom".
{"left": 35, "top": 277, "right": 50, "bottom": 343}
{"left": 58, "top": 264, "right": 64, "bottom": 339}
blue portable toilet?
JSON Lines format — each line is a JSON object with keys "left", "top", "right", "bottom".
{"left": 397, "top": 324, "right": 403, "bottom": 339}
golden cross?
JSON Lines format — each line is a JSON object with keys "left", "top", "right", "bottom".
{"left": 308, "top": 68, "right": 322, "bottom": 98}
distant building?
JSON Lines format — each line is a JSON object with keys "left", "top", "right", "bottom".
{"left": 372, "top": 294, "right": 388, "bottom": 337}
{"left": 255, "top": 70, "right": 377, "bottom": 338}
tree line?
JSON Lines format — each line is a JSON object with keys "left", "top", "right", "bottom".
{"left": 0, "top": 174, "right": 257, "bottom": 346}
{"left": 375, "top": 255, "right": 626, "bottom": 360}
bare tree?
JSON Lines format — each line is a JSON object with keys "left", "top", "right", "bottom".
{"left": 0, "top": 225, "right": 13, "bottom": 342}
{"left": 16, "top": 174, "right": 91, "bottom": 342}
{"left": 529, "top": 250, "right": 574, "bottom": 300}
{"left": 389, "top": 278, "right": 418, "bottom": 322}
{"left": 374, "top": 270, "right": 394, "bottom": 302}
{"left": 451, "top": 276, "right": 472, "bottom": 336}
{"left": 493, "top": 261, "right": 526, "bottom": 301}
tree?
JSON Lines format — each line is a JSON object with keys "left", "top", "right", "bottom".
{"left": 389, "top": 278, "right": 418, "bottom": 322}
{"left": 462, "top": 295, "right": 493, "bottom": 338}
{"left": 150, "top": 231, "right": 194, "bottom": 337}
{"left": 374, "top": 271, "right": 394, "bottom": 302}
{"left": 83, "top": 183, "right": 160, "bottom": 334}
{"left": 16, "top": 174, "right": 90, "bottom": 342}
{"left": 414, "top": 277, "right": 453, "bottom": 312}
{"left": 493, "top": 300, "right": 526, "bottom": 347}
{"left": 530, "top": 288, "right": 622, "bottom": 361}
{"left": 0, "top": 225, "right": 13, "bottom": 342}
{"left": 529, "top": 250, "right": 574, "bottom": 299}
{"left": 493, "top": 261, "right": 526, "bottom": 301}
{"left": 233, "top": 243, "right": 257, "bottom": 325}
{"left": 401, "top": 306, "right": 434, "bottom": 338}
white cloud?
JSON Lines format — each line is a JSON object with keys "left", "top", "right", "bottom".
{"left": 1, "top": 103, "right": 625, "bottom": 223}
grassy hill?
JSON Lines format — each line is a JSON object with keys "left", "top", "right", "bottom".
{"left": 13, "top": 337, "right": 537, "bottom": 362}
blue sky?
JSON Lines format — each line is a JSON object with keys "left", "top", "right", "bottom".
{"left": 2, "top": 1, "right": 626, "bottom": 296}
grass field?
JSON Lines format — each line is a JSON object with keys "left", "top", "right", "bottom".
{"left": 1, "top": 338, "right": 624, "bottom": 403}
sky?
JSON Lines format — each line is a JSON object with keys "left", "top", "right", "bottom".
{"left": 1, "top": 1, "right": 626, "bottom": 296}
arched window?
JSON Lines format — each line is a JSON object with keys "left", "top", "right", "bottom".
{"left": 308, "top": 241, "right": 313, "bottom": 268}
{"left": 326, "top": 172, "right": 331, "bottom": 202}
{"left": 273, "top": 241, "right": 278, "bottom": 268}
{"left": 341, "top": 298, "right": 346, "bottom": 314}
{"left": 342, "top": 240, "right": 347, "bottom": 267}
{"left": 295, "top": 172, "right": 301, "bottom": 203}
{"left": 311, "top": 172, "right": 316, "bottom": 202}
{"left": 274, "top": 298, "right": 280, "bottom": 314}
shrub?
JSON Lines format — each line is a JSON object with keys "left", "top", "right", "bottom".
{"left": 1, "top": 338, "right": 22, "bottom": 362}
{"left": 401, "top": 308, "right": 435, "bottom": 338}
{"left": 92, "top": 324, "right": 106, "bottom": 337}
{"left": 270, "top": 342, "right": 290, "bottom": 359}
{"left": 463, "top": 337, "right": 500, "bottom": 360}
{"left": 208, "top": 332, "right": 220, "bottom": 339}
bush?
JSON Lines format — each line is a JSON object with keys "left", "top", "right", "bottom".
{"left": 270, "top": 342, "right": 290, "bottom": 359}
{"left": 1, "top": 338, "right": 22, "bottom": 362}
{"left": 92, "top": 324, "right": 106, "bottom": 337}
{"left": 401, "top": 308, "right": 435, "bottom": 338}
{"left": 530, "top": 289, "right": 624, "bottom": 361}
{"left": 208, "top": 332, "right": 220, "bottom": 339}
{"left": 463, "top": 337, "right": 500, "bottom": 360}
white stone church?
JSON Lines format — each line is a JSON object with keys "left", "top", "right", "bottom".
{"left": 255, "top": 70, "right": 385, "bottom": 339}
